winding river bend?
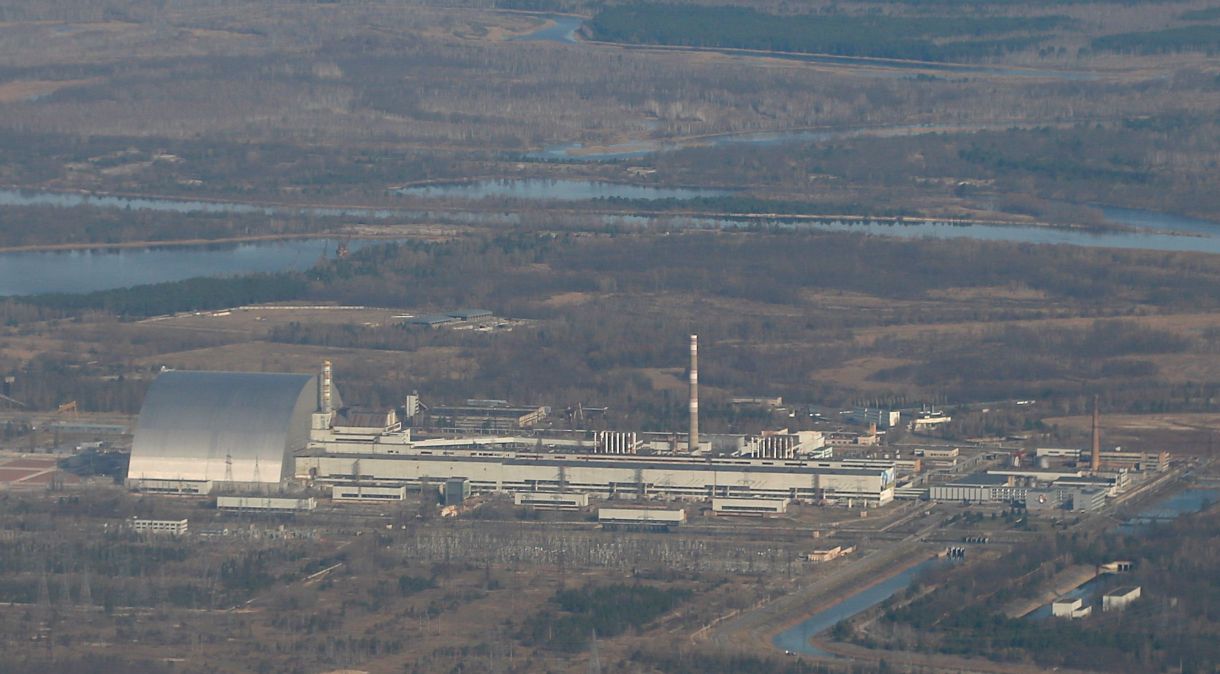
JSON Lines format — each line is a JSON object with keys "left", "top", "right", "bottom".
{"left": 2, "top": 187, "right": 1220, "bottom": 295}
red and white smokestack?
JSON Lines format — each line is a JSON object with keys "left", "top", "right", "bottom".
{"left": 1091, "top": 394, "right": 1101, "bottom": 473}
{"left": 322, "top": 360, "right": 333, "bottom": 412}
{"left": 689, "top": 335, "right": 699, "bottom": 453}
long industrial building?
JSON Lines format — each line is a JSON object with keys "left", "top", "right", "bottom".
{"left": 125, "top": 363, "right": 897, "bottom": 506}
{"left": 296, "top": 446, "right": 894, "bottom": 505}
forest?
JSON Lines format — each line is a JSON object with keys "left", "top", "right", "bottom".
{"left": 588, "top": 5, "right": 1072, "bottom": 61}
{"left": 864, "top": 505, "right": 1220, "bottom": 672}
{"left": 9, "top": 228, "right": 1220, "bottom": 444}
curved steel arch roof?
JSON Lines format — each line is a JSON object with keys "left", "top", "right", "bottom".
{"left": 128, "top": 370, "right": 319, "bottom": 484}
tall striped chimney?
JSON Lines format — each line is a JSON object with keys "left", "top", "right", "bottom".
{"left": 322, "top": 360, "right": 333, "bottom": 412}
{"left": 1090, "top": 394, "right": 1101, "bottom": 473}
{"left": 689, "top": 335, "right": 699, "bottom": 453}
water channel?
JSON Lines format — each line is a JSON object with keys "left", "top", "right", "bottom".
{"left": 0, "top": 239, "right": 384, "bottom": 297}
{"left": 2, "top": 187, "right": 1220, "bottom": 296}
{"left": 775, "top": 485, "right": 1219, "bottom": 656}
{"left": 772, "top": 557, "right": 946, "bottom": 657}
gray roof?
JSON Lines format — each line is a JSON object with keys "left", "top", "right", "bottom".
{"left": 128, "top": 370, "right": 320, "bottom": 484}
{"left": 946, "top": 472, "right": 1010, "bottom": 487}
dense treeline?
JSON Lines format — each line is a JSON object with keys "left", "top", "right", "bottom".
{"left": 1092, "top": 25, "right": 1220, "bottom": 54}
{"left": 15, "top": 229, "right": 1220, "bottom": 434}
{"left": 0, "top": 204, "right": 332, "bottom": 248}
{"left": 631, "top": 649, "right": 852, "bottom": 673}
{"left": 520, "top": 583, "right": 690, "bottom": 650}
{"left": 21, "top": 273, "right": 308, "bottom": 317}
{"left": 871, "top": 505, "right": 1220, "bottom": 672}
{"left": 589, "top": 5, "right": 1071, "bottom": 61}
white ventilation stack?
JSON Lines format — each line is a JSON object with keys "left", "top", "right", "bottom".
{"left": 689, "top": 335, "right": 699, "bottom": 453}
{"left": 321, "top": 360, "right": 333, "bottom": 412}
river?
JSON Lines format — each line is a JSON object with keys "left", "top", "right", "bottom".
{"left": 0, "top": 239, "right": 383, "bottom": 296}
{"left": 3, "top": 187, "right": 1220, "bottom": 296}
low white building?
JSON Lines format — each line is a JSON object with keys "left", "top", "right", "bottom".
{"left": 131, "top": 518, "right": 188, "bottom": 535}
{"left": 597, "top": 508, "right": 686, "bottom": 529}
{"left": 217, "top": 496, "right": 316, "bottom": 513}
{"left": 514, "top": 492, "right": 591, "bottom": 510}
{"left": 1051, "top": 597, "right": 1092, "bottom": 619}
{"left": 711, "top": 497, "right": 788, "bottom": 516}
{"left": 1102, "top": 586, "right": 1141, "bottom": 612}
{"left": 331, "top": 484, "right": 407, "bottom": 502}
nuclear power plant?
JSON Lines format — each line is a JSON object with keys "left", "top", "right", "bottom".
{"left": 126, "top": 337, "right": 896, "bottom": 506}
{"left": 124, "top": 337, "right": 1168, "bottom": 515}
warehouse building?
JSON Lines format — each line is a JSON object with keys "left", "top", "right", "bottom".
{"left": 127, "top": 370, "right": 329, "bottom": 494}
{"left": 332, "top": 485, "right": 407, "bottom": 502}
{"left": 513, "top": 492, "right": 591, "bottom": 510}
{"left": 297, "top": 447, "right": 895, "bottom": 505}
{"left": 1102, "top": 586, "right": 1141, "bottom": 612}
{"left": 131, "top": 518, "right": 189, "bottom": 535}
{"left": 598, "top": 508, "right": 686, "bottom": 530}
{"left": 217, "top": 496, "right": 317, "bottom": 513}
{"left": 711, "top": 497, "right": 788, "bottom": 516}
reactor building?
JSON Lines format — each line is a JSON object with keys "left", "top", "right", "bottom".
{"left": 126, "top": 369, "right": 336, "bottom": 494}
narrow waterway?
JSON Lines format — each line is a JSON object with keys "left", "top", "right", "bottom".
{"left": 0, "top": 239, "right": 383, "bottom": 296}
{"left": 772, "top": 557, "right": 945, "bottom": 657}
{"left": 3, "top": 187, "right": 1220, "bottom": 296}
{"left": 776, "top": 485, "right": 1218, "bottom": 656}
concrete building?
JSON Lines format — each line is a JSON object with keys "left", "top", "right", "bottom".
{"left": 711, "top": 497, "right": 788, "bottom": 516}
{"left": 1051, "top": 597, "right": 1092, "bottom": 619}
{"left": 131, "top": 518, "right": 188, "bottom": 535}
{"left": 217, "top": 496, "right": 316, "bottom": 513}
{"left": 850, "top": 408, "right": 901, "bottom": 429}
{"left": 931, "top": 473, "right": 1030, "bottom": 504}
{"left": 442, "top": 477, "right": 471, "bottom": 505}
{"left": 127, "top": 370, "right": 327, "bottom": 493}
{"left": 916, "top": 448, "right": 959, "bottom": 460}
{"left": 430, "top": 403, "right": 548, "bottom": 433}
{"left": 598, "top": 508, "right": 686, "bottom": 530}
{"left": 331, "top": 485, "right": 407, "bottom": 502}
{"left": 1070, "top": 488, "right": 1108, "bottom": 512}
{"left": 1102, "top": 586, "right": 1141, "bottom": 612}
{"left": 447, "top": 309, "right": 492, "bottom": 321}
{"left": 911, "top": 411, "right": 952, "bottom": 432}
{"left": 513, "top": 492, "right": 590, "bottom": 510}
{"left": 1025, "top": 488, "right": 1064, "bottom": 513}
{"left": 297, "top": 447, "right": 896, "bottom": 506}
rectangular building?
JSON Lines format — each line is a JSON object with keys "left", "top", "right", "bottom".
{"left": 850, "top": 408, "right": 901, "bottom": 429}
{"left": 711, "top": 497, "right": 789, "bottom": 516}
{"left": 513, "top": 492, "right": 591, "bottom": 510}
{"left": 217, "top": 496, "right": 317, "bottom": 513}
{"left": 331, "top": 485, "right": 407, "bottom": 502}
{"left": 130, "top": 479, "right": 213, "bottom": 495}
{"left": 598, "top": 508, "right": 685, "bottom": 530}
{"left": 1102, "top": 586, "right": 1141, "bottom": 612}
{"left": 131, "top": 518, "right": 188, "bottom": 535}
{"left": 297, "top": 448, "right": 895, "bottom": 506}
